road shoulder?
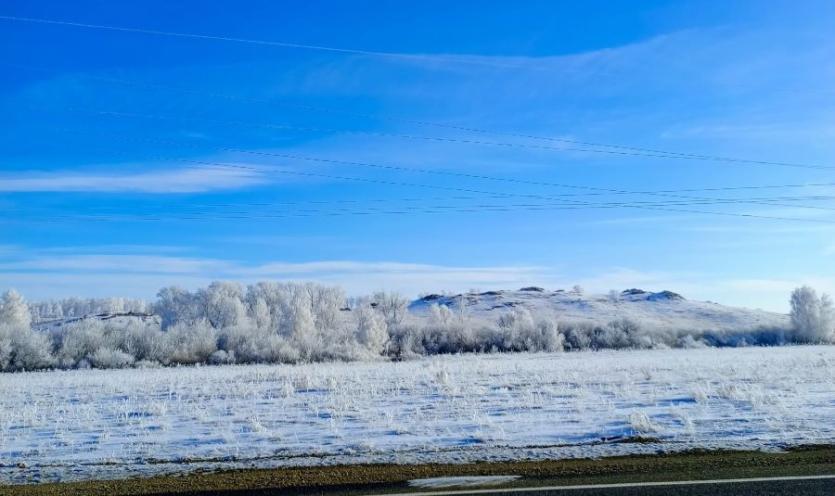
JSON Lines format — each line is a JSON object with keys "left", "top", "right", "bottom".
{"left": 2, "top": 445, "right": 834, "bottom": 496}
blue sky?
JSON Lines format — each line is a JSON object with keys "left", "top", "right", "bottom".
{"left": 1, "top": 0, "right": 834, "bottom": 311}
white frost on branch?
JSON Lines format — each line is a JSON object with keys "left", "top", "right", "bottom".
{"left": 0, "top": 283, "right": 830, "bottom": 371}
{"left": 790, "top": 286, "right": 835, "bottom": 343}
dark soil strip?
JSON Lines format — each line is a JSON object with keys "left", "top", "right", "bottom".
{"left": 2, "top": 445, "right": 834, "bottom": 496}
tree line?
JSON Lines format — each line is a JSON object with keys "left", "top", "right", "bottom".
{"left": 0, "top": 282, "right": 832, "bottom": 372}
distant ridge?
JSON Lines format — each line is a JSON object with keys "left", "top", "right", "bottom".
{"left": 409, "top": 287, "right": 787, "bottom": 333}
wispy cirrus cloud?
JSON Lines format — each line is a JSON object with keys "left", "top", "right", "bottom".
{"left": 0, "top": 254, "right": 233, "bottom": 274}
{"left": 0, "top": 251, "right": 557, "bottom": 299}
{"left": 0, "top": 165, "right": 266, "bottom": 193}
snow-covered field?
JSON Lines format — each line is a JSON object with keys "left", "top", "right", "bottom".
{"left": 2, "top": 346, "right": 834, "bottom": 484}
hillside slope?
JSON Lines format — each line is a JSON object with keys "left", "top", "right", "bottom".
{"left": 408, "top": 288, "right": 789, "bottom": 333}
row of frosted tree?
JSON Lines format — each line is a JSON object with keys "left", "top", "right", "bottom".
{"left": 0, "top": 282, "right": 833, "bottom": 372}
{"left": 28, "top": 297, "right": 149, "bottom": 322}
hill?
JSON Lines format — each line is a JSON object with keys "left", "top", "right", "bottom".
{"left": 408, "top": 287, "right": 789, "bottom": 335}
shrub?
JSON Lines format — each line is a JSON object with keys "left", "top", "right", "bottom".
{"left": 0, "top": 324, "right": 54, "bottom": 371}
{"left": 89, "top": 347, "right": 135, "bottom": 369}
{"left": 165, "top": 320, "right": 217, "bottom": 365}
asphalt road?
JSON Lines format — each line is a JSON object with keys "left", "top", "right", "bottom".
{"left": 549, "top": 479, "right": 832, "bottom": 495}
{"left": 385, "top": 476, "right": 835, "bottom": 496}
{"left": 5, "top": 446, "right": 833, "bottom": 496}
{"left": 132, "top": 475, "right": 835, "bottom": 496}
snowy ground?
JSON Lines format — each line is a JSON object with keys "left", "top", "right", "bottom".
{"left": 1, "top": 346, "right": 834, "bottom": 484}
{"left": 407, "top": 288, "right": 789, "bottom": 333}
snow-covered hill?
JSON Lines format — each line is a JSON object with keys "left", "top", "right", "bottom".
{"left": 33, "top": 287, "right": 789, "bottom": 336}
{"left": 6, "top": 285, "right": 800, "bottom": 374}
{"left": 408, "top": 287, "right": 789, "bottom": 333}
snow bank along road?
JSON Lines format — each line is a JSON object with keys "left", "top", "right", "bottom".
{"left": 1, "top": 346, "right": 834, "bottom": 484}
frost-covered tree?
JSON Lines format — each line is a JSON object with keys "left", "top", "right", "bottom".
{"left": 1, "top": 281, "right": 821, "bottom": 372}
{"left": 790, "top": 286, "right": 835, "bottom": 343}
{"left": 0, "top": 324, "right": 54, "bottom": 371}
{"left": 535, "top": 318, "right": 565, "bottom": 352}
{"left": 497, "top": 307, "right": 536, "bottom": 350}
{"left": 249, "top": 297, "right": 272, "bottom": 330}
{"left": 89, "top": 347, "right": 135, "bottom": 369}
{"left": 355, "top": 305, "right": 388, "bottom": 355}
{"left": 562, "top": 322, "right": 594, "bottom": 350}
{"left": 594, "top": 318, "right": 641, "bottom": 349}
{"left": 116, "top": 320, "right": 168, "bottom": 363}
{"left": 495, "top": 308, "right": 564, "bottom": 352}
{"left": 429, "top": 303, "right": 455, "bottom": 328}
{"left": 165, "top": 320, "right": 217, "bottom": 364}
{"left": 201, "top": 281, "right": 248, "bottom": 329}
{"left": 155, "top": 286, "right": 198, "bottom": 330}
{"left": 56, "top": 320, "right": 108, "bottom": 368}
{"left": 372, "top": 291, "right": 408, "bottom": 329}
{"left": 245, "top": 282, "right": 286, "bottom": 332}
{"left": 0, "top": 291, "right": 53, "bottom": 371}
{"left": 218, "top": 324, "right": 299, "bottom": 364}
{"left": 306, "top": 283, "right": 345, "bottom": 333}
{"left": 289, "top": 291, "right": 319, "bottom": 359}
{"left": 0, "top": 290, "right": 32, "bottom": 329}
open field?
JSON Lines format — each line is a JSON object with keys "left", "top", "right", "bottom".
{"left": 2, "top": 346, "right": 834, "bottom": 485}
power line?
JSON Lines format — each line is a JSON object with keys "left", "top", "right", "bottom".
{"left": 16, "top": 146, "right": 834, "bottom": 216}
{"left": 56, "top": 107, "right": 835, "bottom": 171}
{"left": 16, "top": 192, "right": 835, "bottom": 215}
{"left": 4, "top": 20, "right": 830, "bottom": 226}
{"left": 10, "top": 194, "right": 835, "bottom": 225}
{"left": 47, "top": 128, "right": 835, "bottom": 214}
{"left": 36, "top": 152, "right": 835, "bottom": 221}
{"left": 183, "top": 158, "right": 835, "bottom": 214}
{"left": 9, "top": 63, "right": 829, "bottom": 171}
{"left": 22, "top": 193, "right": 831, "bottom": 215}
{"left": 6, "top": 151, "right": 833, "bottom": 223}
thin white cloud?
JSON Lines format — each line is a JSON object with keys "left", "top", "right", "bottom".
{"left": 0, "top": 252, "right": 556, "bottom": 299}
{"left": 0, "top": 166, "right": 266, "bottom": 193}
{"left": 0, "top": 252, "right": 827, "bottom": 312}
{"left": 37, "top": 244, "right": 189, "bottom": 254}
{"left": 0, "top": 255, "right": 233, "bottom": 274}
{"left": 249, "top": 261, "right": 553, "bottom": 295}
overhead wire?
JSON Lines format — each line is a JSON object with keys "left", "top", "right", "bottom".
{"left": 39, "top": 128, "right": 835, "bottom": 215}
{"left": 7, "top": 154, "right": 835, "bottom": 224}
{"left": 7, "top": 62, "right": 829, "bottom": 171}
{"left": 49, "top": 107, "right": 835, "bottom": 171}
